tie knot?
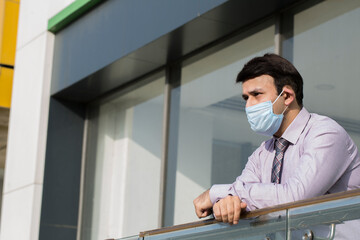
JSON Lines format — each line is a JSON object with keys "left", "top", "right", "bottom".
{"left": 275, "top": 138, "right": 289, "bottom": 152}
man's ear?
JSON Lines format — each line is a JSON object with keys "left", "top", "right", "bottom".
{"left": 282, "top": 86, "right": 296, "bottom": 106}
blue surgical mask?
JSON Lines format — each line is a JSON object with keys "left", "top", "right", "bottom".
{"left": 245, "top": 90, "right": 287, "bottom": 136}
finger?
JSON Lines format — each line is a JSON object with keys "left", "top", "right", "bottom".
{"left": 220, "top": 200, "right": 228, "bottom": 223}
{"left": 240, "top": 201, "right": 247, "bottom": 209}
{"left": 195, "top": 204, "right": 207, "bottom": 218}
{"left": 233, "top": 198, "right": 241, "bottom": 225}
{"left": 193, "top": 199, "right": 201, "bottom": 218}
{"left": 200, "top": 209, "right": 211, "bottom": 218}
{"left": 227, "top": 199, "right": 234, "bottom": 224}
{"left": 194, "top": 205, "right": 202, "bottom": 218}
{"left": 198, "top": 208, "right": 212, "bottom": 218}
{"left": 213, "top": 203, "right": 221, "bottom": 221}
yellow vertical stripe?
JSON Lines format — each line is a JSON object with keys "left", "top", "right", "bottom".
{"left": 0, "top": 0, "right": 6, "bottom": 64}
{"left": 0, "top": 67, "right": 13, "bottom": 108}
{"left": 0, "top": 0, "right": 20, "bottom": 108}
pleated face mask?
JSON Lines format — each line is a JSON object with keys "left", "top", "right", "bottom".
{"left": 245, "top": 89, "right": 287, "bottom": 136}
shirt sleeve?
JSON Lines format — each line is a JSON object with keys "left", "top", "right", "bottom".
{"left": 209, "top": 141, "right": 264, "bottom": 205}
{"left": 210, "top": 124, "right": 353, "bottom": 211}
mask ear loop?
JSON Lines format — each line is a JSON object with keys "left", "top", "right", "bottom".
{"left": 273, "top": 89, "right": 288, "bottom": 114}
{"left": 281, "top": 105, "right": 288, "bottom": 114}
{"left": 272, "top": 89, "right": 285, "bottom": 104}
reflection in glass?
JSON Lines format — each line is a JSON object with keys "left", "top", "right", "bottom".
{"left": 291, "top": 0, "right": 360, "bottom": 147}
{"left": 144, "top": 211, "right": 287, "bottom": 240}
{"left": 137, "top": 194, "right": 360, "bottom": 240}
{"left": 166, "top": 23, "right": 275, "bottom": 226}
{"left": 289, "top": 196, "right": 360, "bottom": 240}
{"left": 115, "top": 235, "right": 139, "bottom": 240}
{"left": 81, "top": 75, "right": 165, "bottom": 239}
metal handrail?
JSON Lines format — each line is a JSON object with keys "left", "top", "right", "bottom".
{"left": 301, "top": 223, "right": 335, "bottom": 240}
{"left": 139, "top": 189, "right": 360, "bottom": 238}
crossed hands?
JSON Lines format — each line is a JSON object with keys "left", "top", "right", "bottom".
{"left": 193, "top": 189, "right": 247, "bottom": 225}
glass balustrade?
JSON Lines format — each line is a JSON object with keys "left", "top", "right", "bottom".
{"left": 288, "top": 195, "right": 360, "bottom": 240}
{"left": 143, "top": 210, "right": 286, "bottom": 240}
{"left": 112, "top": 235, "right": 139, "bottom": 240}
{"left": 113, "top": 190, "right": 360, "bottom": 240}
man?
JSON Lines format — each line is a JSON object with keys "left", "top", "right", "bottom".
{"left": 193, "top": 53, "right": 360, "bottom": 227}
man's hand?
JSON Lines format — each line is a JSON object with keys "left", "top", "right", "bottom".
{"left": 193, "top": 189, "right": 213, "bottom": 218}
{"left": 213, "top": 195, "right": 247, "bottom": 225}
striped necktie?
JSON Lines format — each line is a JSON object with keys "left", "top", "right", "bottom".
{"left": 271, "top": 138, "right": 289, "bottom": 184}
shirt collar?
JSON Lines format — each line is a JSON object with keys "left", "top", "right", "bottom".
{"left": 277, "top": 107, "right": 310, "bottom": 145}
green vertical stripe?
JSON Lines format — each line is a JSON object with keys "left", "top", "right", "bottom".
{"left": 48, "top": 0, "right": 105, "bottom": 33}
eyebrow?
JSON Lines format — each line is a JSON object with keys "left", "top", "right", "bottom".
{"left": 242, "top": 88, "right": 264, "bottom": 99}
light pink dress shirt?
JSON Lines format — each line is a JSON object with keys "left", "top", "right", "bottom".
{"left": 210, "top": 107, "right": 360, "bottom": 211}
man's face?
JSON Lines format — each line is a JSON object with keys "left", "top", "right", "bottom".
{"left": 242, "top": 75, "right": 284, "bottom": 115}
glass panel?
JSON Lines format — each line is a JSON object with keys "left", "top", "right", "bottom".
{"left": 292, "top": 0, "right": 360, "bottom": 147}
{"left": 115, "top": 235, "right": 139, "bottom": 240}
{"left": 145, "top": 211, "right": 287, "bottom": 240}
{"left": 167, "top": 22, "right": 275, "bottom": 226}
{"left": 81, "top": 74, "right": 165, "bottom": 239}
{"left": 288, "top": 195, "right": 360, "bottom": 240}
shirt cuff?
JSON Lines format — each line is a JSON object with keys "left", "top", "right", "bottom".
{"left": 209, "top": 184, "right": 234, "bottom": 204}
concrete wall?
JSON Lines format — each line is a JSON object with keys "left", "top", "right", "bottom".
{"left": 0, "top": 1, "right": 75, "bottom": 239}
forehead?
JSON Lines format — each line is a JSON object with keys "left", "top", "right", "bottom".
{"left": 242, "top": 75, "right": 276, "bottom": 93}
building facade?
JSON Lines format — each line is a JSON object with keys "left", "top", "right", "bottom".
{"left": 0, "top": 0, "right": 19, "bottom": 227}
{"left": 1, "top": 0, "right": 360, "bottom": 239}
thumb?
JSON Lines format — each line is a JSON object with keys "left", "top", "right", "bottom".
{"left": 200, "top": 209, "right": 211, "bottom": 218}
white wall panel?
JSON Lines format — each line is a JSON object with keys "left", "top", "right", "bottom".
{"left": 16, "top": 0, "right": 75, "bottom": 50}
{"left": 1, "top": 1, "right": 76, "bottom": 239}
{"left": 0, "top": 184, "right": 42, "bottom": 240}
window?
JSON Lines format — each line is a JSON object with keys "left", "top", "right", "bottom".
{"left": 165, "top": 22, "right": 275, "bottom": 226}
{"left": 291, "top": 0, "right": 360, "bottom": 147}
{"left": 80, "top": 0, "right": 360, "bottom": 237}
{"left": 80, "top": 73, "right": 165, "bottom": 239}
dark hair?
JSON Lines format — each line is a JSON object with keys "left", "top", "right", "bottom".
{"left": 236, "top": 53, "right": 303, "bottom": 106}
